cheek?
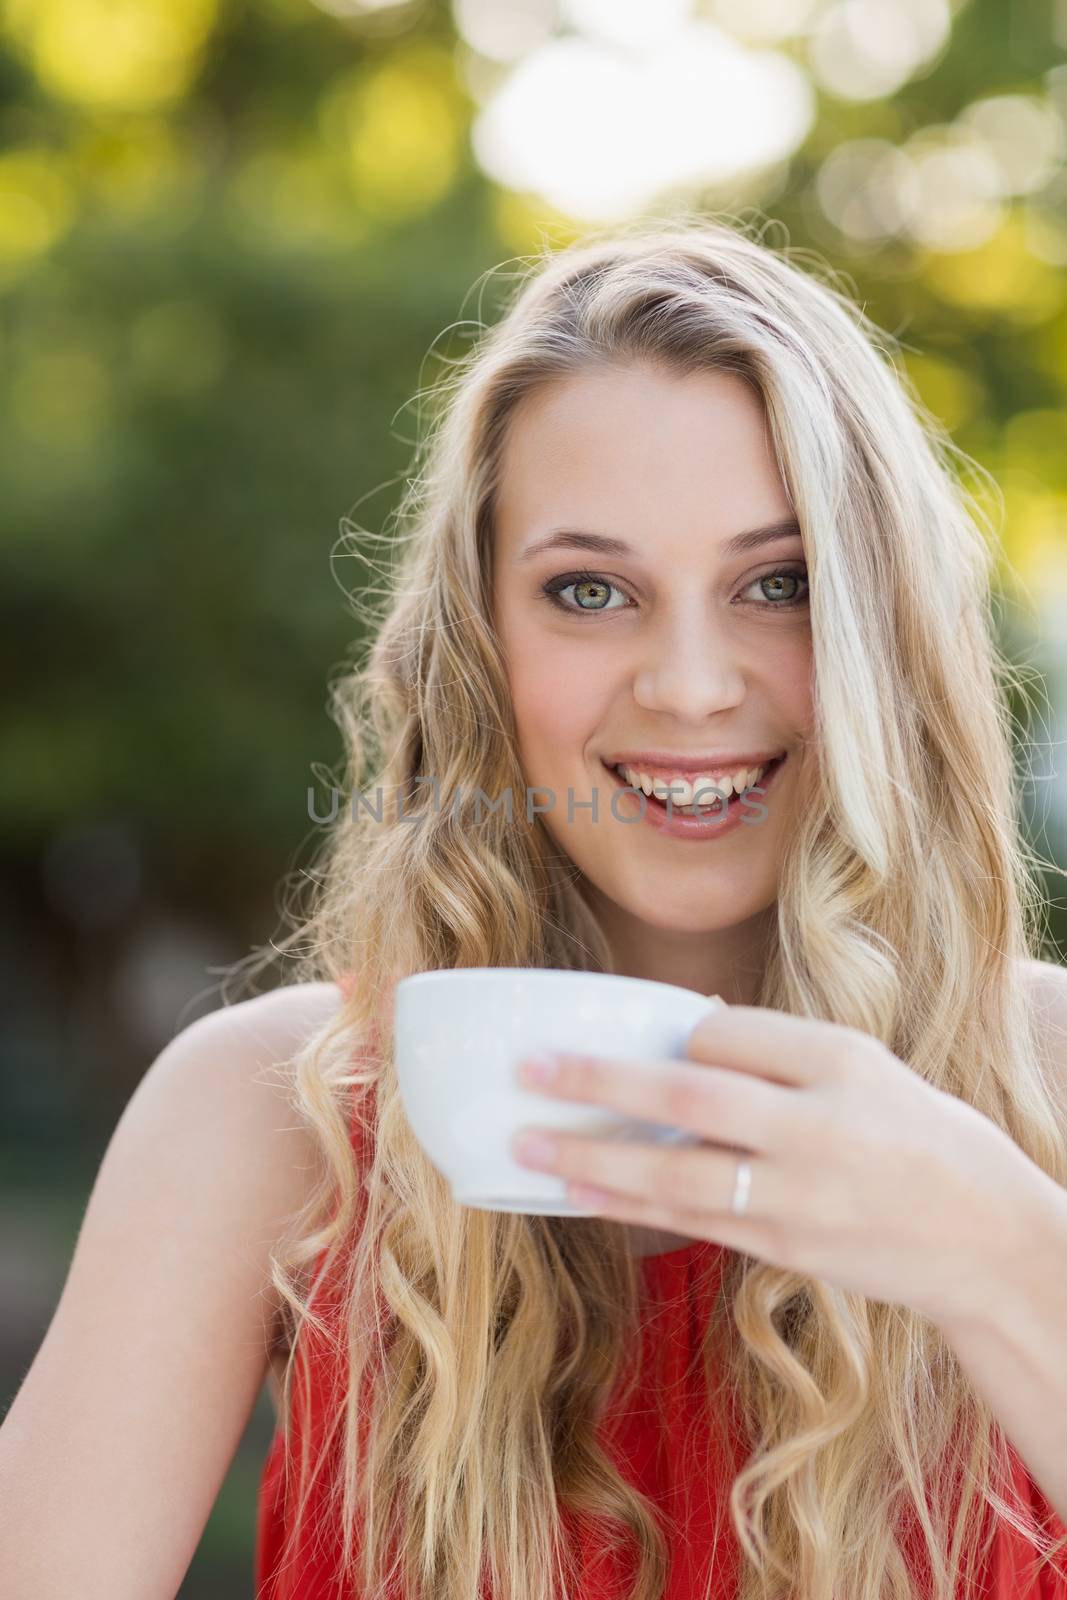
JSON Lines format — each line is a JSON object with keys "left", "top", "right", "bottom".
{"left": 759, "top": 634, "right": 813, "bottom": 732}
{"left": 785, "top": 674, "right": 814, "bottom": 738}
{"left": 511, "top": 660, "right": 591, "bottom": 750}
{"left": 507, "top": 633, "right": 610, "bottom": 760}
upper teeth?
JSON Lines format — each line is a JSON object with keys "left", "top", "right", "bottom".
{"left": 614, "top": 761, "right": 771, "bottom": 808}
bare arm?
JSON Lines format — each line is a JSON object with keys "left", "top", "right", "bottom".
{"left": 0, "top": 982, "right": 341, "bottom": 1600}
{"left": 933, "top": 960, "right": 1067, "bottom": 1524}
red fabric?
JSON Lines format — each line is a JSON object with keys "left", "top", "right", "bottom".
{"left": 254, "top": 977, "right": 1067, "bottom": 1599}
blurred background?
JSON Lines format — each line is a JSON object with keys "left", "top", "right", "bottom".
{"left": 2, "top": 0, "right": 1066, "bottom": 1592}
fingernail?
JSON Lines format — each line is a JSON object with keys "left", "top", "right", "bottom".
{"left": 518, "top": 1054, "right": 559, "bottom": 1086}
{"left": 513, "top": 1131, "right": 557, "bottom": 1166}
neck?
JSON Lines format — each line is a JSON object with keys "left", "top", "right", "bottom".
{"left": 582, "top": 887, "right": 774, "bottom": 1004}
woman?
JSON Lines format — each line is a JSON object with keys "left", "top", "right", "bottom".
{"left": 251, "top": 217, "right": 1067, "bottom": 1599}
{"left": 3, "top": 217, "right": 1066, "bottom": 1600}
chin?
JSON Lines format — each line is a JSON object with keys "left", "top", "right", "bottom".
{"left": 596, "top": 878, "right": 773, "bottom": 935}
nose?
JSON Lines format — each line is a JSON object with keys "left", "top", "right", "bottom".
{"left": 632, "top": 609, "right": 745, "bottom": 720}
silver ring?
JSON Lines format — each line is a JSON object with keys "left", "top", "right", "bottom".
{"left": 730, "top": 1155, "right": 752, "bottom": 1217}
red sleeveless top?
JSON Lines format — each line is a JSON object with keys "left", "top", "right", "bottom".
{"left": 254, "top": 981, "right": 1067, "bottom": 1599}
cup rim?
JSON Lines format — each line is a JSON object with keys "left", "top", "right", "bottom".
{"left": 393, "top": 967, "right": 714, "bottom": 1004}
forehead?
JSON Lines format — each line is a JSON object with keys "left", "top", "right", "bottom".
{"left": 494, "top": 362, "right": 792, "bottom": 556}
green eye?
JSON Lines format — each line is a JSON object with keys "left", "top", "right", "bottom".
{"left": 541, "top": 571, "right": 631, "bottom": 613}
{"left": 743, "top": 566, "right": 809, "bottom": 608}
{"left": 539, "top": 564, "right": 810, "bottom": 617}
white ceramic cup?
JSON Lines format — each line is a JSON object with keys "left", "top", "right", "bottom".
{"left": 393, "top": 967, "right": 721, "bottom": 1215}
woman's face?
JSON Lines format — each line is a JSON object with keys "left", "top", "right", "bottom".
{"left": 491, "top": 361, "right": 815, "bottom": 998}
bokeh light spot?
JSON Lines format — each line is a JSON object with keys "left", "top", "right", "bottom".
{"left": 6, "top": 0, "right": 219, "bottom": 111}
{"left": 0, "top": 147, "right": 75, "bottom": 271}
{"left": 922, "top": 212, "right": 1066, "bottom": 321}
{"left": 472, "top": 24, "right": 813, "bottom": 222}
{"left": 903, "top": 352, "right": 985, "bottom": 433}
{"left": 322, "top": 46, "right": 463, "bottom": 218}
{"left": 809, "top": 0, "right": 951, "bottom": 102}
{"left": 453, "top": 0, "right": 557, "bottom": 63}
{"left": 959, "top": 93, "right": 1065, "bottom": 197}
{"left": 70, "top": 119, "right": 190, "bottom": 217}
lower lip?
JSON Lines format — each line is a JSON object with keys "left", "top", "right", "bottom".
{"left": 600, "top": 755, "right": 787, "bottom": 841}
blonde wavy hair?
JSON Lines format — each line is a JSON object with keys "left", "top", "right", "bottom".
{"left": 229, "top": 214, "right": 1067, "bottom": 1600}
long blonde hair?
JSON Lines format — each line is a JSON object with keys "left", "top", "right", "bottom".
{"left": 232, "top": 214, "right": 1067, "bottom": 1600}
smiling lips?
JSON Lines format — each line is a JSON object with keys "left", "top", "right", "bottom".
{"left": 602, "top": 749, "right": 787, "bottom": 779}
{"left": 603, "top": 753, "right": 785, "bottom": 810}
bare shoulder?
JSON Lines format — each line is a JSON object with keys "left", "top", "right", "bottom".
{"left": 0, "top": 979, "right": 350, "bottom": 1598}
{"left": 183, "top": 978, "right": 347, "bottom": 1103}
{"left": 179, "top": 979, "right": 348, "bottom": 1241}
{"left": 1020, "top": 958, "right": 1067, "bottom": 1104}
{"left": 199, "top": 978, "right": 347, "bottom": 1058}
{"left": 173, "top": 977, "right": 345, "bottom": 1099}
{"left": 106, "top": 980, "right": 354, "bottom": 1390}
{"left": 1020, "top": 957, "right": 1067, "bottom": 1020}
{"left": 123, "top": 979, "right": 353, "bottom": 1350}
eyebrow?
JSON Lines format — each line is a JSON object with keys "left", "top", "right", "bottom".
{"left": 516, "top": 518, "right": 804, "bottom": 564}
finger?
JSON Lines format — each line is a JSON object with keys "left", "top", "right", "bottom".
{"left": 565, "top": 1179, "right": 775, "bottom": 1260}
{"left": 519, "top": 1049, "right": 791, "bottom": 1154}
{"left": 685, "top": 1006, "right": 869, "bottom": 1087}
{"left": 535, "top": 1130, "right": 778, "bottom": 1221}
